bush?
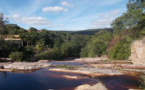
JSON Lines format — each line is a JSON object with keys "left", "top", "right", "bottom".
{"left": 9, "top": 52, "right": 23, "bottom": 61}
{"left": 109, "top": 41, "right": 130, "bottom": 60}
{"left": 38, "top": 49, "right": 61, "bottom": 60}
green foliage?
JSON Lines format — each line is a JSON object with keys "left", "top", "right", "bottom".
{"left": 109, "top": 41, "right": 130, "bottom": 60}
{"left": 9, "top": 52, "right": 23, "bottom": 61}
{"left": 80, "top": 30, "right": 112, "bottom": 57}
{"left": 1, "top": 0, "right": 144, "bottom": 62}
{"left": 38, "top": 49, "right": 61, "bottom": 60}
{"left": 6, "top": 24, "right": 20, "bottom": 34}
{"left": 23, "top": 46, "right": 35, "bottom": 60}
{"left": 35, "top": 39, "right": 45, "bottom": 52}
{"left": 139, "top": 75, "right": 145, "bottom": 90}
{"left": 0, "top": 12, "right": 8, "bottom": 37}
{"left": 29, "top": 27, "right": 37, "bottom": 32}
{"left": 112, "top": 0, "right": 145, "bottom": 36}
{"left": 109, "top": 0, "right": 145, "bottom": 60}
{"left": 0, "top": 41, "right": 21, "bottom": 57}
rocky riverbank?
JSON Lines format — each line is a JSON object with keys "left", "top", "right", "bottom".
{"left": 0, "top": 59, "right": 145, "bottom": 90}
{"left": 0, "top": 62, "right": 52, "bottom": 71}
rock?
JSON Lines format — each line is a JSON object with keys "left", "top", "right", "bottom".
{"left": 75, "top": 56, "right": 108, "bottom": 62}
{"left": 130, "top": 38, "right": 145, "bottom": 65}
{"left": 38, "top": 60, "right": 49, "bottom": 63}
{"left": 0, "top": 66, "right": 4, "bottom": 69}
{"left": 2, "top": 62, "right": 52, "bottom": 71}
{"left": 75, "top": 83, "right": 108, "bottom": 90}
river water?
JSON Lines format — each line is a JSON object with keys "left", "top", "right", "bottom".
{"left": 0, "top": 61, "right": 144, "bottom": 90}
{"left": 0, "top": 69, "right": 98, "bottom": 90}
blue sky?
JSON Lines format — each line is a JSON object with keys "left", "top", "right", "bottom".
{"left": 0, "top": 0, "right": 128, "bottom": 31}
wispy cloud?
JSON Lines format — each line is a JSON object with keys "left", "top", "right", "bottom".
{"left": 12, "top": 14, "right": 50, "bottom": 25}
{"left": 90, "top": 10, "right": 120, "bottom": 29}
{"left": 97, "top": 0, "right": 122, "bottom": 6}
{"left": 61, "top": 1, "right": 74, "bottom": 7}
{"left": 42, "top": 6, "right": 68, "bottom": 12}
{"left": 1, "top": 0, "right": 127, "bottom": 30}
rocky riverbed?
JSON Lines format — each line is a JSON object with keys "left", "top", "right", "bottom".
{"left": 0, "top": 59, "right": 145, "bottom": 90}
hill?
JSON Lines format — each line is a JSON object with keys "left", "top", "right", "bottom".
{"left": 53, "top": 28, "right": 113, "bottom": 35}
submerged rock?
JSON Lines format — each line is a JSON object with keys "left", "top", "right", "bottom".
{"left": 130, "top": 38, "right": 145, "bottom": 65}
{"left": 0, "top": 66, "right": 4, "bottom": 69}
{"left": 75, "top": 83, "right": 108, "bottom": 90}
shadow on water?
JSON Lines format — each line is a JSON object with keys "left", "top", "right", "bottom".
{"left": 95, "top": 75, "right": 143, "bottom": 90}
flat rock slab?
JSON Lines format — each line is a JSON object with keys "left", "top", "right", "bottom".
{"left": 49, "top": 66, "right": 144, "bottom": 77}
{"left": 90, "top": 64, "right": 145, "bottom": 69}
{"left": 49, "top": 68, "right": 124, "bottom": 77}
{"left": 75, "top": 83, "right": 108, "bottom": 90}
{"left": 2, "top": 62, "right": 52, "bottom": 70}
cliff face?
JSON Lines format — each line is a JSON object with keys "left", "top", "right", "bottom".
{"left": 130, "top": 38, "right": 145, "bottom": 65}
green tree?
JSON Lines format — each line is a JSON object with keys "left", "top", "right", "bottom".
{"left": 35, "top": 39, "right": 45, "bottom": 52}
{"left": 0, "top": 12, "right": 8, "bottom": 38}
{"left": 9, "top": 52, "right": 23, "bottom": 61}
{"left": 109, "top": 41, "right": 130, "bottom": 60}
{"left": 29, "top": 27, "right": 37, "bottom": 32}
{"left": 111, "top": 0, "right": 145, "bottom": 36}
{"left": 6, "top": 24, "right": 20, "bottom": 34}
{"left": 80, "top": 30, "right": 112, "bottom": 57}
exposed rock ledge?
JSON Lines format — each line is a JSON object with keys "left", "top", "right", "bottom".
{"left": 75, "top": 83, "right": 108, "bottom": 90}
{"left": 0, "top": 62, "right": 52, "bottom": 71}
{"left": 130, "top": 38, "right": 145, "bottom": 65}
{"left": 75, "top": 56, "right": 108, "bottom": 62}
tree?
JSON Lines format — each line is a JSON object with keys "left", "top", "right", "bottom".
{"left": 9, "top": 52, "right": 23, "bottom": 61}
{"left": 80, "top": 30, "right": 112, "bottom": 57}
{"left": 35, "top": 39, "right": 45, "bottom": 52}
{"left": 6, "top": 24, "right": 20, "bottom": 34}
{"left": 0, "top": 12, "right": 8, "bottom": 38}
{"left": 111, "top": 0, "right": 145, "bottom": 36}
{"left": 29, "top": 27, "right": 37, "bottom": 32}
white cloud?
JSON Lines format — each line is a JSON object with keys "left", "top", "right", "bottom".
{"left": 91, "top": 19, "right": 113, "bottom": 28}
{"left": 98, "top": 10, "right": 120, "bottom": 19}
{"left": 61, "top": 1, "right": 74, "bottom": 7}
{"left": 90, "top": 10, "right": 120, "bottom": 29}
{"left": 42, "top": 6, "right": 68, "bottom": 12}
{"left": 12, "top": 14, "right": 50, "bottom": 25}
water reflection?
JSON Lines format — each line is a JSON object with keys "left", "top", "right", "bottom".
{"left": 0, "top": 69, "right": 144, "bottom": 90}
{"left": 0, "top": 72, "right": 7, "bottom": 78}
{"left": 0, "top": 69, "right": 97, "bottom": 90}
{"left": 96, "top": 75, "right": 142, "bottom": 90}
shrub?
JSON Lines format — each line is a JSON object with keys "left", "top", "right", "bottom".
{"left": 9, "top": 52, "right": 23, "bottom": 61}
{"left": 109, "top": 41, "right": 130, "bottom": 60}
{"left": 38, "top": 49, "right": 61, "bottom": 60}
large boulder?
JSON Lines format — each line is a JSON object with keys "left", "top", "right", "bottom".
{"left": 75, "top": 83, "right": 108, "bottom": 90}
{"left": 130, "top": 38, "right": 145, "bottom": 65}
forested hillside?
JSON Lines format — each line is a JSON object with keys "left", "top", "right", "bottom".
{"left": 0, "top": 0, "right": 144, "bottom": 61}
{"left": 54, "top": 28, "right": 113, "bottom": 35}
